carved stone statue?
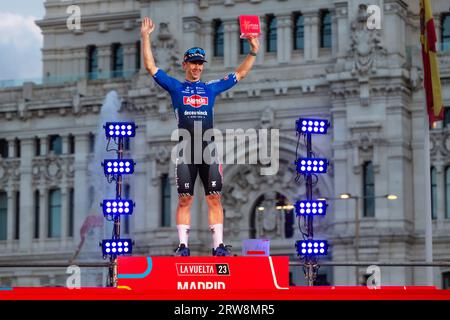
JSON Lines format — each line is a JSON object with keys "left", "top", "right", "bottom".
{"left": 348, "top": 4, "right": 386, "bottom": 75}
{"left": 152, "top": 22, "right": 180, "bottom": 73}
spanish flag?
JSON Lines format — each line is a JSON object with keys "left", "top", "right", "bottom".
{"left": 420, "top": 0, "right": 443, "bottom": 126}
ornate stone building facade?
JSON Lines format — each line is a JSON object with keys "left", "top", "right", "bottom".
{"left": 0, "top": 0, "right": 449, "bottom": 287}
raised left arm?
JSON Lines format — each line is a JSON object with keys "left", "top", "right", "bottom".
{"left": 235, "top": 37, "right": 260, "bottom": 81}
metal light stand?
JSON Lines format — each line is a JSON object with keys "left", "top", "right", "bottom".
{"left": 304, "top": 133, "right": 318, "bottom": 286}
{"left": 295, "top": 119, "right": 330, "bottom": 286}
{"left": 107, "top": 137, "right": 124, "bottom": 287}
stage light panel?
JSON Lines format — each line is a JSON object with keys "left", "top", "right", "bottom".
{"left": 296, "top": 158, "right": 328, "bottom": 174}
{"left": 295, "top": 200, "right": 327, "bottom": 216}
{"left": 103, "top": 159, "right": 135, "bottom": 175}
{"left": 102, "top": 239, "right": 133, "bottom": 255}
{"left": 296, "top": 118, "right": 329, "bottom": 135}
{"left": 296, "top": 240, "right": 328, "bottom": 256}
{"left": 104, "top": 122, "right": 136, "bottom": 138}
{"left": 102, "top": 199, "right": 134, "bottom": 216}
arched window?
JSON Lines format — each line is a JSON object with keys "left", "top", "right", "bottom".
{"left": 0, "top": 139, "right": 8, "bottom": 158}
{"left": 443, "top": 271, "right": 450, "bottom": 289}
{"left": 87, "top": 45, "right": 98, "bottom": 79}
{"left": 442, "top": 14, "right": 450, "bottom": 51}
{"left": 34, "top": 190, "right": 39, "bottom": 238}
{"left": 320, "top": 10, "right": 332, "bottom": 48}
{"left": 111, "top": 43, "right": 123, "bottom": 78}
{"left": 445, "top": 167, "right": 450, "bottom": 219}
{"left": 266, "top": 15, "right": 277, "bottom": 52}
{"left": 48, "top": 189, "right": 61, "bottom": 238}
{"left": 0, "top": 191, "right": 7, "bottom": 240}
{"left": 213, "top": 20, "right": 224, "bottom": 57}
{"left": 431, "top": 167, "right": 437, "bottom": 219}
{"left": 444, "top": 107, "right": 450, "bottom": 127}
{"left": 363, "top": 161, "right": 375, "bottom": 217}
{"left": 293, "top": 12, "right": 304, "bottom": 50}
{"left": 49, "top": 135, "right": 62, "bottom": 155}
{"left": 240, "top": 37, "right": 250, "bottom": 55}
{"left": 135, "top": 40, "right": 141, "bottom": 71}
{"left": 69, "top": 188, "right": 74, "bottom": 237}
{"left": 14, "top": 191, "right": 19, "bottom": 240}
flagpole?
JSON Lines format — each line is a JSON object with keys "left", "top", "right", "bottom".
{"left": 419, "top": 0, "right": 441, "bottom": 287}
{"left": 423, "top": 112, "right": 434, "bottom": 286}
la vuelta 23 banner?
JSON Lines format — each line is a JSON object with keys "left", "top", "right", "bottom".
{"left": 117, "top": 256, "right": 289, "bottom": 292}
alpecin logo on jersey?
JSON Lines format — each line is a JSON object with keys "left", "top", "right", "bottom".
{"left": 183, "top": 95, "right": 208, "bottom": 108}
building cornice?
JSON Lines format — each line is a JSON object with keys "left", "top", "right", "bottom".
{"left": 35, "top": 11, "right": 140, "bottom": 29}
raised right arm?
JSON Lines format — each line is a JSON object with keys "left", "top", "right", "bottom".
{"left": 141, "top": 17, "right": 158, "bottom": 76}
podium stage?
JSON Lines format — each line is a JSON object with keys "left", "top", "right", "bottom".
{"left": 1, "top": 256, "right": 449, "bottom": 300}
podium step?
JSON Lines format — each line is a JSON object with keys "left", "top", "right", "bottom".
{"left": 117, "top": 256, "right": 289, "bottom": 291}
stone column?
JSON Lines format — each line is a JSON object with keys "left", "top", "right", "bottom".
{"left": 256, "top": 18, "right": 266, "bottom": 64}
{"left": 276, "top": 14, "right": 292, "bottom": 64}
{"left": 123, "top": 43, "right": 137, "bottom": 74}
{"left": 182, "top": 16, "right": 202, "bottom": 53}
{"left": 97, "top": 45, "right": 112, "bottom": 78}
{"left": 60, "top": 184, "right": 69, "bottom": 245}
{"left": 383, "top": 0, "right": 407, "bottom": 62}
{"left": 7, "top": 138, "right": 15, "bottom": 158}
{"left": 73, "top": 133, "right": 90, "bottom": 245}
{"left": 229, "top": 22, "right": 239, "bottom": 68}
{"left": 223, "top": 21, "right": 231, "bottom": 67}
{"left": 202, "top": 22, "right": 213, "bottom": 62}
{"left": 309, "top": 11, "right": 320, "bottom": 60}
{"left": 334, "top": 2, "right": 349, "bottom": 58}
{"left": 62, "top": 135, "right": 69, "bottom": 155}
{"left": 40, "top": 136, "right": 48, "bottom": 156}
{"left": 303, "top": 12, "right": 313, "bottom": 60}
{"left": 436, "top": 164, "right": 445, "bottom": 221}
{"left": 223, "top": 19, "right": 238, "bottom": 68}
{"left": 19, "top": 137, "right": 34, "bottom": 251}
{"left": 331, "top": 8, "right": 338, "bottom": 56}
{"left": 6, "top": 188, "right": 14, "bottom": 244}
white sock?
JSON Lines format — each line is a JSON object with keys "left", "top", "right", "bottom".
{"left": 210, "top": 224, "right": 223, "bottom": 249}
{"left": 177, "top": 224, "right": 190, "bottom": 246}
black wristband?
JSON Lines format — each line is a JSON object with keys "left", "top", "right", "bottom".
{"left": 249, "top": 51, "right": 257, "bottom": 57}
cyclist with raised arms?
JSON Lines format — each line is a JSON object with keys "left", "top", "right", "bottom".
{"left": 141, "top": 17, "right": 259, "bottom": 256}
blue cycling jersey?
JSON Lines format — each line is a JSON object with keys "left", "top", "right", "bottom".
{"left": 153, "top": 69, "right": 237, "bottom": 135}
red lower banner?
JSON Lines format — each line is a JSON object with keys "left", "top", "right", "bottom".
{"left": 0, "top": 256, "right": 449, "bottom": 300}
{"left": 117, "top": 256, "right": 289, "bottom": 291}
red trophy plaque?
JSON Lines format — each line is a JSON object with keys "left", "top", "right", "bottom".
{"left": 239, "top": 15, "right": 261, "bottom": 38}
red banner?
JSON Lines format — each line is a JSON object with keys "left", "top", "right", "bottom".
{"left": 117, "top": 256, "right": 289, "bottom": 291}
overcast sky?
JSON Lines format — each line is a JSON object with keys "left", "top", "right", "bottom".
{"left": 0, "top": 1, "right": 45, "bottom": 81}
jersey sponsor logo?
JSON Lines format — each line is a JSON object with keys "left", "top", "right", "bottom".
{"left": 183, "top": 95, "right": 208, "bottom": 108}
{"left": 184, "top": 110, "right": 207, "bottom": 116}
